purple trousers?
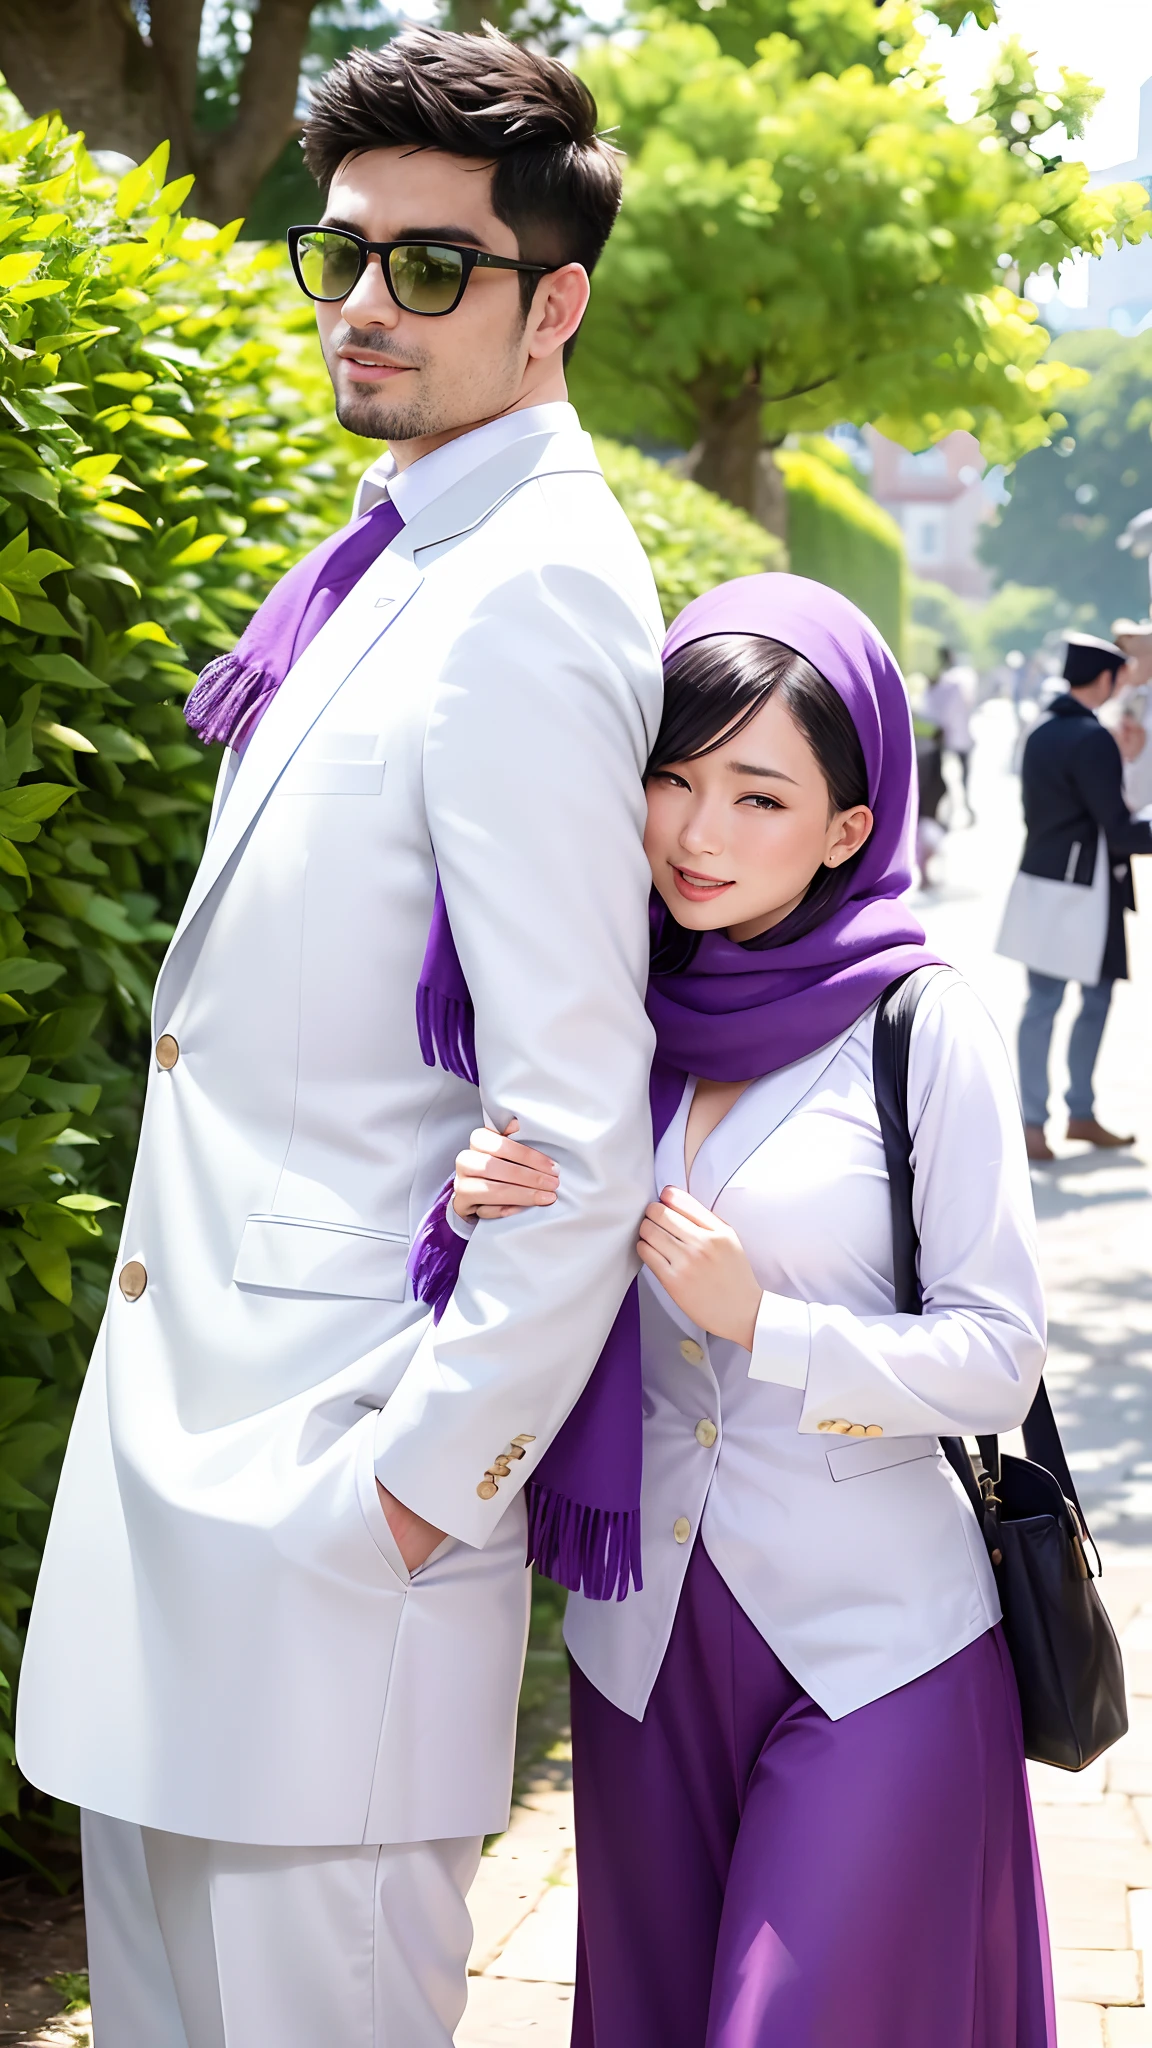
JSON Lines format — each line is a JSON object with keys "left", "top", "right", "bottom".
{"left": 571, "top": 1541, "right": 1056, "bottom": 2048}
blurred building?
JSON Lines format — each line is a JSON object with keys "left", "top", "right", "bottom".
{"left": 1044, "top": 74, "right": 1152, "bottom": 336}
{"left": 863, "top": 427, "right": 998, "bottom": 599}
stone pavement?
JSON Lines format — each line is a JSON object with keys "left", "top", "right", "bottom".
{"left": 23, "top": 700, "right": 1152, "bottom": 2045}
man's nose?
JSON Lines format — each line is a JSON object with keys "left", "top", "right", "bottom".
{"left": 340, "top": 254, "right": 400, "bottom": 330}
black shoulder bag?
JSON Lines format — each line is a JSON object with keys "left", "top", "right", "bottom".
{"left": 873, "top": 965, "right": 1127, "bottom": 1772}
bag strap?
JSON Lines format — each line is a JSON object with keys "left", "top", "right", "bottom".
{"left": 871, "top": 968, "right": 1095, "bottom": 1550}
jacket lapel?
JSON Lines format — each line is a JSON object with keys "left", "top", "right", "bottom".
{"left": 160, "top": 423, "right": 603, "bottom": 990}
{"left": 690, "top": 1018, "right": 864, "bottom": 1213}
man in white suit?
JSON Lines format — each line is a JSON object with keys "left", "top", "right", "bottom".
{"left": 17, "top": 28, "right": 663, "bottom": 2044}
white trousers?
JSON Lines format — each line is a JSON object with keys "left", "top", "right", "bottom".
{"left": 81, "top": 1810, "right": 483, "bottom": 2048}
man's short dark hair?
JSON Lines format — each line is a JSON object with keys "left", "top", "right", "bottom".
{"left": 302, "top": 26, "right": 623, "bottom": 298}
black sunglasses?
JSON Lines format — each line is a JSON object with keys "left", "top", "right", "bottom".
{"left": 288, "top": 226, "right": 551, "bottom": 317}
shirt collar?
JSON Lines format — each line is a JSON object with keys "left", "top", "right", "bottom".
{"left": 356, "top": 401, "right": 579, "bottom": 526}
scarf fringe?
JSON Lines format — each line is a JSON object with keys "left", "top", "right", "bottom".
{"left": 416, "top": 983, "right": 478, "bottom": 1086}
{"left": 406, "top": 1178, "right": 465, "bottom": 1325}
{"left": 526, "top": 1480, "right": 643, "bottom": 1602}
{"left": 185, "top": 653, "right": 279, "bottom": 748}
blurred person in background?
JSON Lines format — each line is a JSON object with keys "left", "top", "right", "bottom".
{"left": 910, "top": 657, "right": 948, "bottom": 889}
{"left": 999, "top": 633, "right": 1152, "bottom": 1163}
{"left": 921, "top": 649, "right": 977, "bottom": 822}
{"left": 1111, "top": 618, "right": 1152, "bottom": 813}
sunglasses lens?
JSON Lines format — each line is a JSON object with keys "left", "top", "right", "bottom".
{"left": 389, "top": 243, "right": 465, "bottom": 314}
{"left": 296, "top": 231, "right": 361, "bottom": 301}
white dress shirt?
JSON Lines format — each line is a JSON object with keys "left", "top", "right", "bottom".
{"left": 565, "top": 970, "right": 1046, "bottom": 1723}
{"left": 353, "top": 401, "right": 581, "bottom": 524}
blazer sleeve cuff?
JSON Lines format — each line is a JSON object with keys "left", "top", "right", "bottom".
{"left": 446, "top": 1202, "right": 476, "bottom": 1242}
{"left": 747, "top": 1291, "right": 811, "bottom": 1390}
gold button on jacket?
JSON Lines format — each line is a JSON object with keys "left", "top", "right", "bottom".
{"left": 476, "top": 1479, "right": 499, "bottom": 1500}
{"left": 679, "top": 1339, "right": 705, "bottom": 1366}
{"left": 694, "top": 1419, "right": 718, "bottom": 1448}
{"left": 155, "top": 1035, "right": 180, "bottom": 1070}
{"left": 673, "top": 1516, "right": 691, "bottom": 1544}
{"left": 119, "top": 1261, "right": 147, "bottom": 1300}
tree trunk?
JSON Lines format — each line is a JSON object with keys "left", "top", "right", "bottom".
{"left": 754, "top": 447, "right": 789, "bottom": 544}
{"left": 0, "top": 0, "right": 316, "bottom": 226}
{"left": 685, "top": 371, "right": 765, "bottom": 514}
{"left": 685, "top": 369, "right": 789, "bottom": 546}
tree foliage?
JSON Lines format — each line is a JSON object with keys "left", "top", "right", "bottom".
{"left": 978, "top": 330, "right": 1152, "bottom": 636}
{"left": 571, "top": 6, "right": 1151, "bottom": 511}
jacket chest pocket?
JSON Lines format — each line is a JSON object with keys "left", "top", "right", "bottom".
{"left": 280, "top": 732, "right": 387, "bottom": 796}
{"left": 233, "top": 1215, "right": 409, "bottom": 1300}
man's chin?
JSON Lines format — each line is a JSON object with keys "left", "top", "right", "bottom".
{"left": 333, "top": 390, "right": 426, "bottom": 444}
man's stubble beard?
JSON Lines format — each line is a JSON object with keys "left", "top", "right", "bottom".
{"left": 333, "top": 386, "right": 439, "bottom": 445}
{"left": 325, "top": 314, "right": 529, "bottom": 446}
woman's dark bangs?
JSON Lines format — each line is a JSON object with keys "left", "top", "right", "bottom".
{"left": 648, "top": 635, "right": 794, "bottom": 773}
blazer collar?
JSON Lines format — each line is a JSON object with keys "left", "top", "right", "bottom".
{"left": 687, "top": 1015, "right": 867, "bottom": 1214}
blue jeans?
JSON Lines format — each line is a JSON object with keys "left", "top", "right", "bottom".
{"left": 1018, "top": 970, "right": 1114, "bottom": 1127}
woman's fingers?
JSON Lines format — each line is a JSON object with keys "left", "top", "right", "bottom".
{"left": 659, "top": 1185, "right": 720, "bottom": 1227}
{"left": 455, "top": 1172, "right": 554, "bottom": 1212}
{"left": 469, "top": 1126, "right": 558, "bottom": 1182}
{"left": 457, "top": 1146, "right": 558, "bottom": 1192}
{"left": 643, "top": 1199, "right": 709, "bottom": 1246}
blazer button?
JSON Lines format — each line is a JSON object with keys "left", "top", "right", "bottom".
{"left": 846, "top": 1424, "right": 868, "bottom": 1437}
{"left": 865, "top": 1424, "right": 884, "bottom": 1437}
{"left": 673, "top": 1516, "right": 692, "bottom": 1544}
{"left": 680, "top": 1339, "right": 705, "bottom": 1365}
{"left": 477, "top": 1479, "right": 499, "bottom": 1500}
{"left": 155, "top": 1034, "right": 180, "bottom": 1069}
{"left": 119, "top": 1261, "right": 147, "bottom": 1300}
{"left": 694, "top": 1419, "right": 718, "bottom": 1448}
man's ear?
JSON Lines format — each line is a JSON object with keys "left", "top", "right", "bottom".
{"left": 525, "top": 263, "right": 590, "bottom": 361}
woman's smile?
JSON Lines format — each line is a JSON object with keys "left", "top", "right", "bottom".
{"left": 671, "top": 865, "right": 736, "bottom": 903}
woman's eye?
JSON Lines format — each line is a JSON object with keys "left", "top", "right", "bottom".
{"left": 650, "top": 770, "right": 691, "bottom": 790}
{"left": 738, "top": 793, "right": 780, "bottom": 812}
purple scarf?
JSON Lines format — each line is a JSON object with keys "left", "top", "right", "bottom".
{"left": 412, "top": 572, "right": 943, "bottom": 1599}
{"left": 184, "top": 495, "right": 404, "bottom": 748}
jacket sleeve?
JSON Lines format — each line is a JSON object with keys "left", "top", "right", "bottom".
{"left": 748, "top": 978, "right": 1047, "bottom": 1437}
{"left": 1076, "top": 724, "right": 1152, "bottom": 857}
{"left": 372, "top": 552, "right": 663, "bottom": 1546}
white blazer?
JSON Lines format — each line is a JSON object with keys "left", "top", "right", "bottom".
{"left": 17, "top": 416, "right": 665, "bottom": 1845}
{"left": 565, "top": 972, "right": 1047, "bottom": 1722}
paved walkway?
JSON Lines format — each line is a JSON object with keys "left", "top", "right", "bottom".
{"left": 26, "top": 702, "right": 1152, "bottom": 2045}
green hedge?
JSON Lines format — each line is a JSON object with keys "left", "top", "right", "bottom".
{"left": 776, "top": 442, "right": 906, "bottom": 660}
{"left": 596, "top": 441, "right": 784, "bottom": 622}
{"left": 0, "top": 116, "right": 372, "bottom": 1866}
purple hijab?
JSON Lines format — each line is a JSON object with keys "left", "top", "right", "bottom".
{"left": 411, "top": 573, "right": 942, "bottom": 1599}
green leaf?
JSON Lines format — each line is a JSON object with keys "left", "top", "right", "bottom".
{"left": 0, "top": 960, "right": 64, "bottom": 995}
{"left": 36, "top": 722, "right": 97, "bottom": 753}
{"left": 15, "top": 1231, "right": 71, "bottom": 1305}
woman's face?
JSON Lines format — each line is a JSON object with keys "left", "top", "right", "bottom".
{"left": 644, "top": 691, "right": 874, "bottom": 944}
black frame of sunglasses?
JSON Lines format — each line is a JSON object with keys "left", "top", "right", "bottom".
{"left": 287, "top": 226, "right": 552, "bottom": 314}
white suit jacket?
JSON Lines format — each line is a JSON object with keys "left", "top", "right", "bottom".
{"left": 18, "top": 413, "right": 664, "bottom": 1844}
{"left": 565, "top": 973, "right": 1047, "bottom": 1722}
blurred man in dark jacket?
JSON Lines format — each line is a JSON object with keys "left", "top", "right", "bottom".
{"left": 1017, "top": 632, "right": 1152, "bottom": 1162}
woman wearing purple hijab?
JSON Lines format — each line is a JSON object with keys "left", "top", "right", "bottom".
{"left": 435, "top": 574, "right": 1053, "bottom": 2045}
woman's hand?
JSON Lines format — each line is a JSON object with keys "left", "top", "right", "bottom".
{"left": 453, "top": 1118, "right": 559, "bottom": 1221}
{"left": 638, "top": 1186, "right": 763, "bottom": 1351}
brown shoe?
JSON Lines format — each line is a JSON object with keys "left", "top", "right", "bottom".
{"left": 1024, "top": 1123, "right": 1054, "bottom": 1162}
{"left": 1066, "top": 1117, "right": 1135, "bottom": 1148}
